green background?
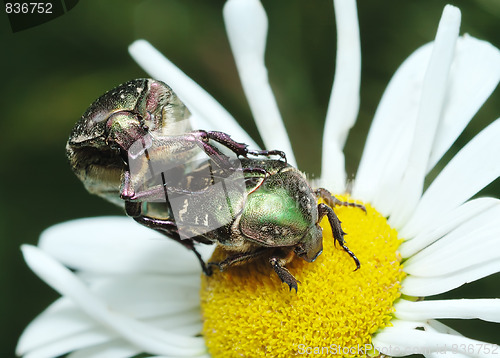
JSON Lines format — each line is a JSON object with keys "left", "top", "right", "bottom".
{"left": 1, "top": 0, "right": 499, "bottom": 356}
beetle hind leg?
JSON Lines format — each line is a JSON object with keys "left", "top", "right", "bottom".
{"left": 201, "top": 130, "right": 286, "bottom": 162}
{"left": 124, "top": 201, "right": 213, "bottom": 276}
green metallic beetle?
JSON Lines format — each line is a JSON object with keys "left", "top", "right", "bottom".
{"left": 66, "top": 78, "right": 363, "bottom": 291}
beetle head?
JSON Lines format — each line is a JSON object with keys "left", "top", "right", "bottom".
{"left": 294, "top": 224, "right": 323, "bottom": 262}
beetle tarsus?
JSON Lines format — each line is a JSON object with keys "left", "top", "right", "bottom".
{"left": 199, "top": 130, "right": 287, "bottom": 162}
{"left": 315, "top": 188, "right": 366, "bottom": 213}
{"left": 270, "top": 257, "right": 298, "bottom": 292}
{"left": 247, "top": 149, "right": 287, "bottom": 162}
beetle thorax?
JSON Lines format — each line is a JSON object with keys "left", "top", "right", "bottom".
{"left": 238, "top": 167, "right": 318, "bottom": 248}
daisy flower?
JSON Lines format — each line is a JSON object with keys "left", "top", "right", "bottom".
{"left": 17, "top": 0, "right": 500, "bottom": 357}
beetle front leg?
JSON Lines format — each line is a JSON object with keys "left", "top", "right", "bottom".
{"left": 317, "top": 203, "right": 360, "bottom": 270}
{"left": 269, "top": 248, "right": 298, "bottom": 292}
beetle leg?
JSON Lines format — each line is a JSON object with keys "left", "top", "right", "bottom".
{"left": 124, "top": 201, "right": 213, "bottom": 276}
{"left": 247, "top": 149, "right": 287, "bottom": 163}
{"left": 315, "top": 188, "right": 366, "bottom": 212}
{"left": 207, "top": 247, "right": 269, "bottom": 272}
{"left": 122, "top": 184, "right": 167, "bottom": 201}
{"left": 123, "top": 161, "right": 270, "bottom": 203}
{"left": 121, "top": 170, "right": 168, "bottom": 202}
{"left": 269, "top": 249, "right": 298, "bottom": 292}
{"left": 200, "top": 130, "right": 287, "bottom": 162}
{"left": 317, "top": 203, "right": 360, "bottom": 270}
{"left": 121, "top": 152, "right": 237, "bottom": 203}
{"left": 189, "top": 131, "right": 234, "bottom": 169}
{"left": 128, "top": 131, "right": 233, "bottom": 175}
{"left": 123, "top": 174, "right": 225, "bottom": 201}
{"left": 123, "top": 130, "right": 281, "bottom": 202}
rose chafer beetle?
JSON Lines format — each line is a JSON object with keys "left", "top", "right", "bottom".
{"left": 67, "top": 78, "right": 363, "bottom": 291}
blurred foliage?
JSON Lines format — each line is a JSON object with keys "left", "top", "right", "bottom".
{"left": 1, "top": 0, "right": 499, "bottom": 356}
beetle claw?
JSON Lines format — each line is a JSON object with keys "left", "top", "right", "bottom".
{"left": 287, "top": 281, "right": 298, "bottom": 292}
{"left": 270, "top": 257, "right": 298, "bottom": 293}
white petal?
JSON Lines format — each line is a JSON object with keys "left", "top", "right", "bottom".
{"left": 428, "top": 35, "right": 500, "bottom": 170}
{"left": 223, "top": 0, "right": 296, "bottom": 166}
{"left": 38, "top": 216, "right": 211, "bottom": 274}
{"left": 401, "top": 118, "right": 500, "bottom": 239}
{"left": 21, "top": 329, "right": 114, "bottom": 358}
{"left": 320, "top": 0, "right": 361, "bottom": 193}
{"left": 399, "top": 197, "right": 498, "bottom": 256}
{"left": 79, "top": 274, "right": 200, "bottom": 318}
{"left": 319, "top": 145, "right": 347, "bottom": 194}
{"left": 66, "top": 324, "right": 206, "bottom": 358}
{"left": 401, "top": 259, "right": 500, "bottom": 296}
{"left": 21, "top": 245, "right": 206, "bottom": 356}
{"left": 374, "top": 326, "right": 499, "bottom": 357}
{"left": 17, "top": 298, "right": 102, "bottom": 356}
{"left": 424, "top": 321, "right": 470, "bottom": 358}
{"left": 128, "top": 40, "right": 258, "bottom": 148}
{"left": 395, "top": 298, "right": 500, "bottom": 322}
{"left": 426, "top": 319, "right": 464, "bottom": 336}
{"left": 425, "top": 349, "right": 471, "bottom": 358}
{"left": 389, "top": 319, "right": 464, "bottom": 335}
{"left": 403, "top": 203, "right": 500, "bottom": 276}
{"left": 352, "top": 42, "right": 431, "bottom": 206}
{"left": 22, "top": 316, "right": 203, "bottom": 358}
{"left": 69, "top": 341, "right": 211, "bottom": 358}
{"left": 148, "top": 356, "right": 211, "bottom": 358}
{"left": 374, "top": 320, "right": 470, "bottom": 358}
{"left": 354, "top": 6, "right": 463, "bottom": 219}
{"left": 21, "top": 287, "right": 199, "bottom": 355}
{"left": 388, "top": 5, "right": 461, "bottom": 228}
{"left": 67, "top": 340, "right": 140, "bottom": 358}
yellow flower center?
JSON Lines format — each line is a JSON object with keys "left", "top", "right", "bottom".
{"left": 200, "top": 195, "right": 405, "bottom": 358}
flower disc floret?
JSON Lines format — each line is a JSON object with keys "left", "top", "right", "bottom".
{"left": 201, "top": 195, "right": 405, "bottom": 358}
